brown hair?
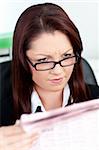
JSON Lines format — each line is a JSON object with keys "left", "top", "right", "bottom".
{"left": 12, "top": 3, "right": 89, "bottom": 119}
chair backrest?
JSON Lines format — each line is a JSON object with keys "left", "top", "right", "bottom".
{"left": 0, "top": 58, "right": 98, "bottom": 125}
{"left": 0, "top": 59, "right": 98, "bottom": 99}
{"left": 81, "top": 58, "right": 98, "bottom": 85}
{"left": 0, "top": 61, "right": 14, "bottom": 126}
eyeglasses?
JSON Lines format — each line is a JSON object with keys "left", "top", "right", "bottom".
{"left": 27, "top": 54, "right": 80, "bottom": 71}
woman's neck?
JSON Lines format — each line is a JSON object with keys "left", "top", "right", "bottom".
{"left": 35, "top": 86, "right": 63, "bottom": 111}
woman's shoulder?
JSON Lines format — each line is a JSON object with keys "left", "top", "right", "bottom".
{"left": 86, "top": 84, "right": 99, "bottom": 100}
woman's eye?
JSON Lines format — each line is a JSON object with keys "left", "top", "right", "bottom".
{"left": 37, "top": 58, "right": 47, "bottom": 62}
{"left": 64, "top": 53, "right": 72, "bottom": 58}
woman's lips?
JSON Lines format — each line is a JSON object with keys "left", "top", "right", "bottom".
{"left": 49, "top": 77, "right": 64, "bottom": 84}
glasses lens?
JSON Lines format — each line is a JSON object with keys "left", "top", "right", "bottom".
{"left": 36, "top": 62, "right": 54, "bottom": 71}
{"left": 61, "top": 56, "right": 76, "bottom": 66}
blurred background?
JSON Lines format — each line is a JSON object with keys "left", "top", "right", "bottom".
{"left": 0, "top": 0, "right": 99, "bottom": 84}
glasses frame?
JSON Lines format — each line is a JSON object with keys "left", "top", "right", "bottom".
{"left": 27, "top": 54, "right": 80, "bottom": 71}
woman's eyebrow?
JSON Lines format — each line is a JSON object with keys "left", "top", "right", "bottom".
{"left": 62, "top": 49, "right": 73, "bottom": 54}
{"left": 34, "top": 48, "right": 73, "bottom": 57}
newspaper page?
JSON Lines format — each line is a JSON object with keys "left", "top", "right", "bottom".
{"left": 20, "top": 99, "right": 99, "bottom": 150}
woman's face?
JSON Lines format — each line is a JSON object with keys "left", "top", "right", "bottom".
{"left": 26, "top": 31, "right": 74, "bottom": 92}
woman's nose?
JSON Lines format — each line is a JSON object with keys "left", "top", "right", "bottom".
{"left": 50, "top": 63, "right": 64, "bottom": 75}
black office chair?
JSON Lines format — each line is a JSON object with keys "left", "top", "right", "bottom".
{"left": 0, "top": 60, "right": 14, "bottom": 126}
{"left": 81, "top": 58, "right": 98, "bottom": 85}
{"left": 0, "top": 58, "right": 98, "bottom": 125}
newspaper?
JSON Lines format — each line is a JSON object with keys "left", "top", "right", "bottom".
{"left": 20, "top": 99, "right": 99, "bottom": 150}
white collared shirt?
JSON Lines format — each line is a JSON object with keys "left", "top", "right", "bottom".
{"left": 31, "top": 84, "right": 70, "bottom": 113}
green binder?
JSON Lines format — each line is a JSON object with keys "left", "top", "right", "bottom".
{"left": 0, "top": 33, "right": 12, "bottom": 57}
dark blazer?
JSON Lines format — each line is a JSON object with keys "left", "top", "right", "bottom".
{"left": 0, "top": 84, "right": 99, "bottom": 126}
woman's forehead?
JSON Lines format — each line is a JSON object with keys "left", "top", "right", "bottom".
{"left": 27, "top": 31, "right": 73, "bottom": 56}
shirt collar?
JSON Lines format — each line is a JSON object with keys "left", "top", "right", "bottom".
{"left": 31, "top": 84, "right": 70, "bottom": 113}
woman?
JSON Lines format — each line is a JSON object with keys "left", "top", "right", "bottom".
{"left": 0, "top": 3, "right": 99, "bottom": 150}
